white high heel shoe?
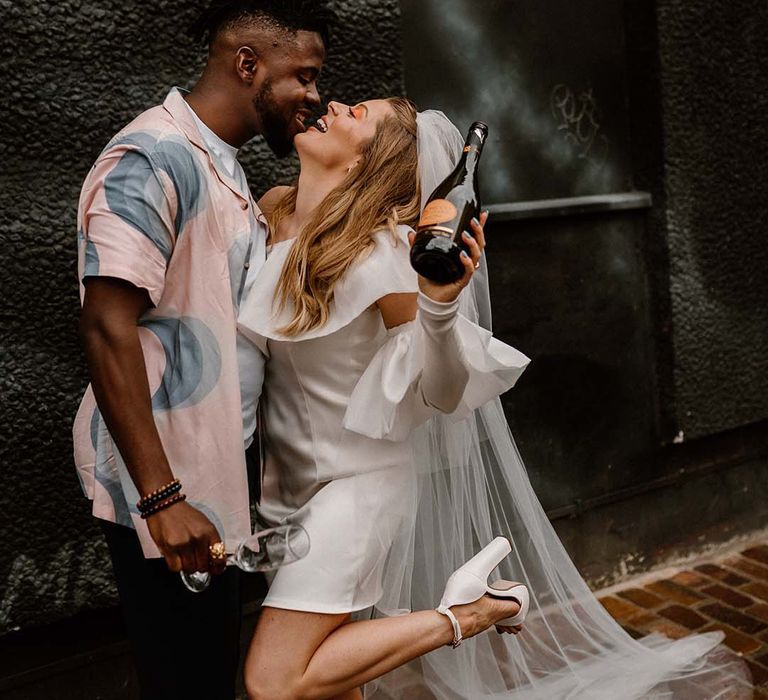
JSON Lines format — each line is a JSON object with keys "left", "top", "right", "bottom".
{"left": 436, "top": 537, "right": 530, "bottom": 648}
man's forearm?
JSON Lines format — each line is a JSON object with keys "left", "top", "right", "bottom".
{"left": 82, "top": 320, "right": 175, "bottom": 497}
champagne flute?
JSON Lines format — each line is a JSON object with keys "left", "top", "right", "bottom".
{"left": 181, "top": 523, "right": 310, "bottom": 593}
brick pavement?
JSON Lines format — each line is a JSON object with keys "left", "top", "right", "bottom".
{"left": 599, "top": 543, "right": 768, "bottom": 698}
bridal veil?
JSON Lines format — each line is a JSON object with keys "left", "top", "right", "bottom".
{"left": 359, "top": 110, "right": 751, "bottom": 698}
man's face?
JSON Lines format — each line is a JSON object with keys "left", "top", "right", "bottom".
{"left": 253, "top": 31, "right": 325, "bottom": 157}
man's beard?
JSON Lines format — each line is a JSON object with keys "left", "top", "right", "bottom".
{"left": 253, "top": 79, "right": 295, "bottom": 159}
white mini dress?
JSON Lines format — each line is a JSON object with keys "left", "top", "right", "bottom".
{"left": 237, "top": 225, "right": 529, "bottom": 614}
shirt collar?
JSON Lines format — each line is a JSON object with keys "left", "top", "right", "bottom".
{"left": 182, "top": 98, "right": 240, "bottom": 181}
{"left": 162, "top": 87, "right": 264, "bottom": 222}
{"left": 163, "top": 87, "right": 206, "bottom": 151}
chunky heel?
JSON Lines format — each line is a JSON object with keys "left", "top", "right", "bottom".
{"left": 457, "top": 537, "right": 512, "bottom": 579}
{"left": 436, "top": 537, "right": 529, "bottom": 647}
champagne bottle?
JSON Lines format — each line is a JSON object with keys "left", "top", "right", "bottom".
{"left": 410, "top": 121, "right": 488, "bottom": 283}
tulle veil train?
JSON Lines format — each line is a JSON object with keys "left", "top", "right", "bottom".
{"left": 361, "top": 111, "right": 752, "bottom": 699}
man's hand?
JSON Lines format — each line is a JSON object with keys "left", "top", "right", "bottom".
{"left": 146, "top": 500, "right": 228, "bottom": 575}
{"left": 409, "top": 211, "right": 488, "bottom": 303}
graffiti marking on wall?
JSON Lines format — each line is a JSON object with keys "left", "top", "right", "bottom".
{"left": 550, "top": 83, "right": 610, "bottom": 166}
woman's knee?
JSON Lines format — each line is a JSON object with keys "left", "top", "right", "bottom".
{"left": 245, "top": 608, "right": 350, "bottom": 700}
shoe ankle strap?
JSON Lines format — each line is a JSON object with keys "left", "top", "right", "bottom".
{"left": 436, "top": 605, "right": 463, "bottom": 648}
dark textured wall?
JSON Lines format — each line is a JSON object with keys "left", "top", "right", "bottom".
{"left": 0, "top": 0, "right": 404, "bottom": 636}
{"left": 657, "top": 1, "right": 768, "bottom": 439}
{"left": 487, "top": 212, "right": 657, "bottom": 512}
{"left": 400, "top": 0, "right": 767, "bottom": 583}
{"left": 401, "top": 0, "right": 635, "bottom": 203}
{"left": 400, "top": 0, "right": 768, "bottom": 443}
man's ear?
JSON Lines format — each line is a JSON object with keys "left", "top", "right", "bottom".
{"left": 235, "top": 46, "right": 260, "bottom": 84}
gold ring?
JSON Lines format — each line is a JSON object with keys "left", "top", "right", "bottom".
{"left": 209, "top": 541, "right": 227, "bottom": 561}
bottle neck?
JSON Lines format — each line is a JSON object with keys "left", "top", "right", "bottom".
{"left": 462, "top": 127, "right": 486, "bottom": 171}
{"left": 463, "top": 147, "right": 481, "bottom": 172}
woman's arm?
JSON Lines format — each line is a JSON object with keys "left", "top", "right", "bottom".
{"left": 375, "top": 213, "right": 488, "bottom": 413}
{"left": 377, "top": 292, "right": 417, "bottom": 329}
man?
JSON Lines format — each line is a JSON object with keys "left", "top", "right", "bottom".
{"left": 73, "top": 2, "right": 333, "bottom": 696}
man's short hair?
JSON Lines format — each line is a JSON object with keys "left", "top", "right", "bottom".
{"left": 190, "top": 0, "right": 336, "bottom": 48}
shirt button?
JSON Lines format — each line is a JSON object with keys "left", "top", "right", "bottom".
{"left": 241, "top": 201, "right": 249, "bottom": 210}
{"left": 244, "top": 261, "right": 250, "bottom": 269}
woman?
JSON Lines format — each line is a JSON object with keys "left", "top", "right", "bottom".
{"left": 238, "top": 99, "right": 750, "bottom": 699}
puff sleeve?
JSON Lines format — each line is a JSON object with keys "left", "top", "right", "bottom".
{"left": 343, "top": 292, "right": 530, "bottom": 441}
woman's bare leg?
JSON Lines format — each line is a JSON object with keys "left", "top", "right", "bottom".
{"left": 244, "top": 595, "right": 520, "bottom": 700}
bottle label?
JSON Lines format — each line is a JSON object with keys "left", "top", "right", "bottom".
{"left": 418, "top": 199, "right": 457, "bottom": 228}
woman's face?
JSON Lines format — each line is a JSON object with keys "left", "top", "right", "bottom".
{"left": 295, "top": 99, "right": 393, "bottom": 171}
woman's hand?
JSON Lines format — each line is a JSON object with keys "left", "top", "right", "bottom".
{"left": 408, "top": 211, "right": 488, "bottom": 304}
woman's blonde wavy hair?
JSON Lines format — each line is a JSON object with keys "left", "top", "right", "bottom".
{"left": 268, "top": 97, "right": 420, "bottom": 337}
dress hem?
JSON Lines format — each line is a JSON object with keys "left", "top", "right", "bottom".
{"left": 262, "top": 596, "right": 380, "bottom": 616}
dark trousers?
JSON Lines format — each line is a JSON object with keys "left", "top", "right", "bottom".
{"left": 101, "top": 521, "right": 243, "bottom": 700}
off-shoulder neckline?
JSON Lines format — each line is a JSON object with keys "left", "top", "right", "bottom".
{"left": 239, "top": 226, "right": 418, "bottom": 344}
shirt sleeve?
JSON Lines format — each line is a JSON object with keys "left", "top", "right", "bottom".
{"left": 79, "top": 146, "right": 176, "bottom": 306}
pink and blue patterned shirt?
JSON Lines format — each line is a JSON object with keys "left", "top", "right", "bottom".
{"left": 74, "top": 88, "right": 266, "bottom": 557}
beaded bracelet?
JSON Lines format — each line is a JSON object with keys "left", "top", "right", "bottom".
{"left": 138, "top": 482, "right": 182, "bottom": 513}
{"left": 140, "top": 492, "right": 187, "bottom": 520}
{"left": 137, "top": 478, "right": 182, "bottom": 514}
